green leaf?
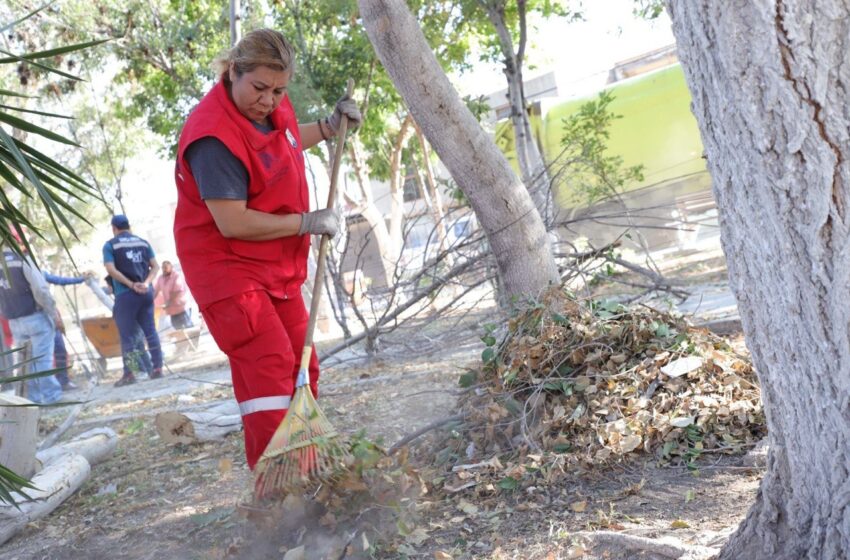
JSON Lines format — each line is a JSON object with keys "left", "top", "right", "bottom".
{"left": 498, "top": 476, "right": 519, "bottom": 490}
{"left": 0, "top": 39, "right": 110, "bottom": 63}
{"left": 0, "top": 111, "right": 79, "bottom": 146}
{"left": 481, "top": 347, "right": 496, "bottom": 364}
{"left": 551, "top": 313, "right": 569, "bottom": 325}
{"left": 458, "top": 371, "right": 477, "bottom": 388}
{"left": 0, "top": 89, "right": 31, "bottom": 99}
{"left": 652, "top": 321, "right": 672, "bottom": 338}
{"left": 481, "top": 335, "right": 496, "bottom": 347}
{"left": 0, "top": 48, "right": 82, "bottom": 82}
{"left": 0, "top": 462, "right": 37, "bottom": 508}
{"left": 0, "top": 366, "right": 64, "bottom": 384}
{"left": 553, "top": 443, "right": 572, "bottom": 453}
{"left": 503, "top": 396, "right": 522, "bottom": 415}
{"left": 124, "top": 419, "right": 144, "bottom": 435}
{"left": 0, "top": 104, "right": 72, "bottom": 120}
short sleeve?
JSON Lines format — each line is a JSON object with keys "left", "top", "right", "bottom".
{"left": 185, "top": 137, "right": 249, "bottom": 200}
{"left": 102, "top": 241, "right": 114, "bottom": 264}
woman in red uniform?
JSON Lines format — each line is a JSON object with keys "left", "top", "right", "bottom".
{"left": 173, "top": 29, "right": 360, "bottom": 469}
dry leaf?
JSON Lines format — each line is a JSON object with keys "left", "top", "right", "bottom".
{"left": 670, "top": 519, "right": 690, "bottom": 529}
{"left": 570, "top": 500, "right": 587, "bottom": 513}
{"left": 407, "top": 527, "right": 430, "bottom": 545}
{"left": 670, "top": 416, "right": 694, "bottom": 428}
{"left": 457, "top": 500, "right": 478, "bottom": 515}
{"left": 662, "top": 357, "right": 703, "bottom": 378}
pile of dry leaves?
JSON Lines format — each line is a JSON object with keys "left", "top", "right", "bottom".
{"left": 436, "top": 287, "right": 765, "bottom": 491}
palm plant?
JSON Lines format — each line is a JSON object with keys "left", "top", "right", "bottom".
{"left": 0, "top": 2, "right": 108, "bottom": 505}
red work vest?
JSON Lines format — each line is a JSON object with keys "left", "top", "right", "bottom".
{"left": 174, "top": 81, "right": 310, "bottom": 307}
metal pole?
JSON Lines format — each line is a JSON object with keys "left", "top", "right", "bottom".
{"left": 230, "top": 0, "right": 241, "bottom": 47}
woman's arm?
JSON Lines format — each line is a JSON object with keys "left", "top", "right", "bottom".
{"left": 205, "top": 199, "right": 303, "bottom": 240}
{"left": 299, "top": 120, "right": 329, "bottom": 150}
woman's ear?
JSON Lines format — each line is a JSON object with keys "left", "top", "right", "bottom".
{"left": 228, "top": 62, "right": 236, "bottom": 82}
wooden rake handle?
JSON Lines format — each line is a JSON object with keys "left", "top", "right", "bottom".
{"left": 298, "top": 78, "right": 355, "bottom": 377}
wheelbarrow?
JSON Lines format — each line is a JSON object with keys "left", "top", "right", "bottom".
{"left": 79, "top": 316, "right": 122, "bottom": 373}
{"left": 77, "top": 278, "right": 165, "bottom": 373}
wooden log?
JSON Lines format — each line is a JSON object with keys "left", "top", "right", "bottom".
{"left": 35, "top": 428, "right": 118, "bottom": 470}
{"left": 0, "top": 452, "right": 90, "bottom": 546}
{"left": 0, "top": 393, "right": 39, "bottom": 479}
{"left": 155, "top": 401, "right": 242, "bottom": 444}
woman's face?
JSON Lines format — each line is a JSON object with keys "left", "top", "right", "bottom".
{"left": 229, "top": 64, "right": 290, "bottom": 124}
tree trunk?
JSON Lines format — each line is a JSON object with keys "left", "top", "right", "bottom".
{"left": 484, "top": 0, "right": 553, "bottom": 226}
{"left": 414, "top": 122, "right": 453, "bottom": 266}
{"left": 347, "top": 139, "right": 394, "bottom": 287}
{"left": 0, "top": 393, "right": 39, "bottom": 479}
{"left": 389, "top": 113, "right": 415, "bottom": 257}
{"left": 359, "top": 0, "right": 559, "bottom": 303}
{"left": 669, "top": 1, "right": 850, "bottom": 557}
{"left": 155, "top": 401, "right": 242, "bottom": 445}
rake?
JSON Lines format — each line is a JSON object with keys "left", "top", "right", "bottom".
{"left": 254, "top": 80, "right": 355, "bottom": 500}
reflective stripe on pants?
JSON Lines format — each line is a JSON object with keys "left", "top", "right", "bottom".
{"left": 201, "top": 290, "right": 319, "bottom": 469}
{"left": 239, "top": 395, "right": 292, "bottom": 416}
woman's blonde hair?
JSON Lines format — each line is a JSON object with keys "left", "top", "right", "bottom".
{"left": 212, "top": 29, "right": 295, "bottom": 82}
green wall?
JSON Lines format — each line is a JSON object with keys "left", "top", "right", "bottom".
{"left": 495, "top": 64, "right": 709, "bottom": 204}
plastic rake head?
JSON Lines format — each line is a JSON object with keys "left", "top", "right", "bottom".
{"left": 253, "top": 386, "right": 351, "bottom": 500}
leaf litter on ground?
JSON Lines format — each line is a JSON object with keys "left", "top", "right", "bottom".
{"left": 431, "top": 286, "right": 765, "bottom": 498}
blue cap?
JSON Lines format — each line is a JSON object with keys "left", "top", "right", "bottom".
{"left": 111, "top": 214, "right": 130, "bottom": 229}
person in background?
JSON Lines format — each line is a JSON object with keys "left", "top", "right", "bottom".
{"left": 43, "top": 271, "right": 93, "bottom": 390}
{"left": 153, "top": 260, "right": 193, "bottom": 329}
{"left": 0, "top": 244, "right": 62, "bottom": 403}
{"left": 103, "top": 215, "right": 163, "bottom": 387}
{"left": 103, "top": 275, "right": 153, "bottom": 378}
{"left": 173, "top": 28, "right": 360, "bottom": 469}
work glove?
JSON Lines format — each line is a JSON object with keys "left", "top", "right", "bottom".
{"left": 299, "top": 207, "right": 342, "bottom": 237}
{"left": 327, "top": 94, "right": 362, "bottom": 133}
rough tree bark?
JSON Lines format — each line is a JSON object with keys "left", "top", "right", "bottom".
{"left": 482, "top": 0, "right": 553, "bottom": 226}
{"left": 359, "top": 0, "right": 559, "bottom": 303}
{"left": 669, "top": 1, "right": 850, "bottom": 558}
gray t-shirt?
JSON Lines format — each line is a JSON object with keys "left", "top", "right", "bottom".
{"left": 185, "top": 121, "right": 274, "bottom": 200}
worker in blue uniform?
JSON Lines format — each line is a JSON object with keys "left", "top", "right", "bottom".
{"left": 102, "top": 215, "right": 163, "bottom": 387}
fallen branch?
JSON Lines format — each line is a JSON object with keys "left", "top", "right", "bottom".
{"left": 155, "top": 401, "right": 242, "bottom": 444}
{"left": 36, "top": 428, "right": 118, "bottom": 469}
{"left": 39, "top": 373, "right": 99, "bottom": 451}
{"left": 0, "top": 453, "right": 91, "bottom": 546}
{"left": 388, "top": 414, "right": 464, "bottom": 455}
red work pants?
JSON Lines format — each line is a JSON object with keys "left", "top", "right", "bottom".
{"left": 201, "top": 290, "right": 319, "bottom": 469}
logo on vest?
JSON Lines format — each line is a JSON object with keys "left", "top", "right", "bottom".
{"left": 125, "top": 249, "right": 144, "bottom": 263}
{"left": 285, "top": 128, "right": 298, "bottom": 149}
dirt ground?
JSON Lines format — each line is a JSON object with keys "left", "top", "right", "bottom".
{"left": 0, "top": 251, "right": 763, "bottom": 560}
